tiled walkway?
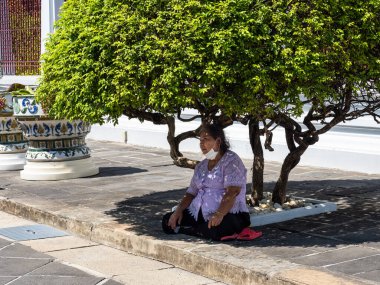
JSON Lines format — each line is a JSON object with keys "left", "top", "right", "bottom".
{"left": 0, "top": 140, "right": 379, "bottom": 285}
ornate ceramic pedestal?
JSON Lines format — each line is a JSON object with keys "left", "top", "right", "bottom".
{"left": 0, "top": 94, "right": 27, "bottom": 170}
{"left": 13, "top": 95, "right": 99, "bottom": 180}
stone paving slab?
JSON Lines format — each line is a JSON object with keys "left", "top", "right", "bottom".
{"left": 0, "top": 243, "right": 52, "bottom": 259}
{"left": 0, "top": 140, "right": 379, "bottom": 285}
{"left": 0, "top": 211, "right": 226, "bottom": 285}
{"left": 29, "top": 262, "right": 98, "bottom": 277}
{"left": 357, "top": 270, "right": 380, "bottom": 284}
{"left": 0, "top": 257, "right": 51, "bottom": 276}
{"left": 291, "top": 246, "right": 380, "bottom": 267}
{"left": 0, "top": 277, "right": 15, "bottom": 285}
{"left": 0, "top": 239, "right": 11, "bottom": 248}
{"left": 326, "top": 255, "right": 380, "bottom": 275}
{"left": 12, "top": 276, "right": 104, "bottom": 285}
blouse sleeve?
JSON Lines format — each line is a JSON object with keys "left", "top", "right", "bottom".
{"left": 223, "top": 154, "right": 247, "bottom": 188}
{"left": 186, "top": 163, "right": 201, "bottom": 196}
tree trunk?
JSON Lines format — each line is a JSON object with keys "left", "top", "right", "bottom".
{"left": 123, "top": 108, "right": 199, "bottom": 168}
{"left": 272, "top": 151, "right": 300, "bottom": 204}
{"left": 271, "top": 111, "right": 320, "bottom": 205}
{"left": 248, "top": 119, "right": 264, "bottom": 205}
{"left": 166, "top": 117, "right": 200, "bottom": 169}
{"left": 166, "top": 117, "right": 182, "bottom": 160}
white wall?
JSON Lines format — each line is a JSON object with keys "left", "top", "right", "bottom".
{"left": 87, "top": 113, "right": 380, "bottom": 174}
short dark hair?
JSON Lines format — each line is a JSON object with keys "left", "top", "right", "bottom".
{"left": 200, "top": 123, "right": 230, "bottom": 153}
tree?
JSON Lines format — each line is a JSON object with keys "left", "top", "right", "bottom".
{"left": 247, "top": 0, "right": 380, "bottom": 204}
{"left": 37, "top": 0, "right": 380, "bottom": 205}
{"left": 36, "top": 0, "right": 272, "bottom": 164}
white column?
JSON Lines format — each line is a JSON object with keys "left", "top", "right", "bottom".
{"left": 41, "top": 0, "right": 64, "bottom": 54}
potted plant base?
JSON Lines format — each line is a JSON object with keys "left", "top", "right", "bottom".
{"left": 17, "top": 119, "right": 99, "bottom": 180}
{"left": 0, "top": 94, "right": 27, "bottom": 170}
{"left": 0, "top": 118, "right": 28, "bottom": 170}
{"left": 21, "top": 158, "right": 99, "bottom": 181}
{"left": 12, "top": 91, "right": 99, "bottom": 180}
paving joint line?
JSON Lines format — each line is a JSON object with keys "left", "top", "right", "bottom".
{"left": 45, "top": 244, "right": 100, "bottom": 253}
{"left": 323, "top": 253, "right": 380, "bottom": 268}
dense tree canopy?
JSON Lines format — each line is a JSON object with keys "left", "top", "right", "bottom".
{"left": 37, "top": 0, "right": 380, "bottom": 204}
{"left": 37, "top": 0, "right": 270, "bottom": 122}
{"left": 37, "top": 0, "right": 379, "bottom": 121}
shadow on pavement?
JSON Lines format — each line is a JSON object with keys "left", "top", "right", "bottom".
{"left": 96, "top": 166, "right": 148, "bottom": 177}
{"left": 105, "top": 179, "right": 380, "bottom": 248}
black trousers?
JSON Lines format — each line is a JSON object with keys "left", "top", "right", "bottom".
{"left": 162, "top": 209, "right": 250, "bottom": 241}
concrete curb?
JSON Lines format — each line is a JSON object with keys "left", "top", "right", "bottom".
{"left": 0, "top": 197, "right": 367, "bottom": 285}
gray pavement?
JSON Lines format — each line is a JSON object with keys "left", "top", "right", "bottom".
{"left": 0, "top": 139, "right": 379, "bottom": 285}
{"left": 0, "top": 211, "right": 122, "bottom": 285}
{"left": 0, "top": 237, "right": 116, "bottom": 285}
{"left": 0, "top": 211, "right": 224, "bottom": 285}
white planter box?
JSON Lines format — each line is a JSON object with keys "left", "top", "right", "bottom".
{"left": 250, "top": 197, "right": 337, "bottom": 226}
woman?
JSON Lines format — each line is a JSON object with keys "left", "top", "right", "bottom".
{"left": 162, "top": 123, "right": 262, "bottom": 241}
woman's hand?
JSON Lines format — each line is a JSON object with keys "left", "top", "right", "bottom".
{"left": 168, "top": 209, "right": 183, "bottom": 230}
{"left": 167, "top": 193, "right": 195, "bottom": 230}
{"left": 208, "top": 211, "right": 224, "bottom": 228}
{"left": 207, "top": 186, "right": 241, "bottom": 229}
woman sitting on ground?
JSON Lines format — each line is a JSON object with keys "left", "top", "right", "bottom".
{"left": 162, "top": 123, "right": 261, "bottom": 241}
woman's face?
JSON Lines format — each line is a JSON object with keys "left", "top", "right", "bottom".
{"left": 199, "top": 131, "right": 219, "bottom": 154}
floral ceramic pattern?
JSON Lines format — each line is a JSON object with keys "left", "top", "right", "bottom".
{"left": 0, "top": 93, "right": 14, "bottom": 114}
{"left": 26, "top": 145, "right": 91, "bottom": 161}
{"left": 0, "top": 115, "right": 28, "bottom": 154}
{"left": 0, "top": 97, "right": 6, "bottom": 111}
{"left": 18, "top": 120, "right": 91, "bottom": 139}
{"left": 0, "top": 117, "right": 21, "bottom": 133}
{"left": 21, "top": 98, "right": 38, "bottom": 114}
{"left": 13, "top": 96, "right": 94, "bottom": 165}
{"left": 0, "top": 142, "right": 28, "bottom": 153}
{"left": 12, "top": 95, "right": 45, "bottom": 117}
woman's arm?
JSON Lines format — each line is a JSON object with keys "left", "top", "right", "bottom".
{"left": 176, "top": 193, "right": 195, "bottom": 212}
{"left": 208, "top": 186, "right": 241, "bottom": 228}
{"left": 168, "top": 193, "right": 195, "bottom": 229}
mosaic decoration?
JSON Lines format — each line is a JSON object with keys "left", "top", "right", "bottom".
{"left": 0, "top": 94, "right": 13, "bottom": 114}
{"left": 0, "top": 133, "right": 26, "bottom": 143}
{"left": 26, "top": 145, "right": 91, "bottom": 161}
{"left": 0, "top": 142, "right": 28, "bottom": 153}
{"left": 29, "top": 137, "right": 86, "bottom": 149}
{"left": 12, "top": 95, "right": 45, "bottom": 116}
{"left": 0, "top": 117, "right": 21, "bottom": 132}
{"left": 11, "top": 94, "right": 98, "bottom": 178}
{"left": 26, "top": 136, "right": 89, "bottom": 161}
{"left": 14, "top": 95, "right": 95, "bottom": 164}
{"left": 0, "top": 115, "right": 28, "bottom": 154}
{"left": 18, "top": 120, "right": 91, "bottom": 139}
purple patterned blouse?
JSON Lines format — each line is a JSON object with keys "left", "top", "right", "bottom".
{"left": 186, "top": 150, "right": 249, "bottom": 221}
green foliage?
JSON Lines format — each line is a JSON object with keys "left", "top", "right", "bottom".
{"left": 36, "top": 0, "right": 380, "bottom": 123}
{"left": 279, "top": 0, "right": 380, "bottom": 112}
